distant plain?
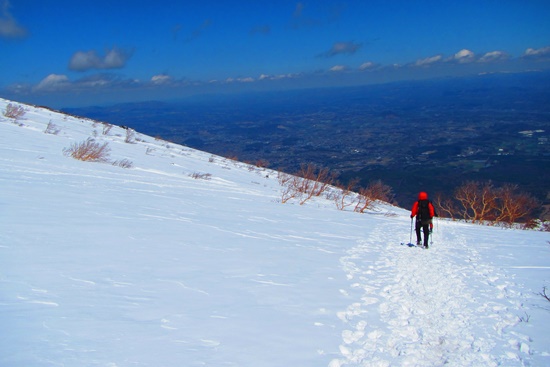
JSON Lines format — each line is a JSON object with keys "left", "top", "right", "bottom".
{"left": 65, "top": 71, "right": 550, "bottom": 213}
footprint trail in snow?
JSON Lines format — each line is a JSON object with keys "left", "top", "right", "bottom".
{"left": 332, "top": 219, "right": 531, "bottom": 367}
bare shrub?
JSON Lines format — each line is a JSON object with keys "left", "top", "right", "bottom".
{"left": 295, "top": 164, "right": 335, "bottom": 205}
{"left": 255, "top": 159, "right": 269, "bottom": 168}
{"left": 102, "top": 124, "right": 113, "bottom": 135}
{"left": 125, "top": 128, "right": 136, "bottom": 143}
{"left": 354, "top": 187, "right": 376, "bottom": 213}
{"left": 494, "top": 184, "right": 539, "bottom": 225}
{"left": 433, "top": 192, "right": 456, "bottom": 219}
{"left": 189, "top": 172, "right": 212, "bottom": 180}
{"left": 44, "top": 121, "right": 61, "bottom": 135}
{"left": 276, "top": 164, "right": 336, "bottom": 205}
{"left": 439, "top": 180, "right": 539, "bottom": 225}
{"left": 540, "top": 287, "right": 550, "bottom": 303}
{"left": 455, "top": 181, "right": 498, "bottom": 223}
{"left": 354, "top": 180, "right": 393, "bottom": 213}
{"left": 112, "top": 159, "right": 133, "bottom": 168}
{"left": 277, "top": 172, "right": 300, "bottom": 203}
{"left": 3, "top": 103, "right": 26, "bottom": 120}
{"left": 364, "top": 179, "right": 394, "bottom": 202}
{"left": 333, "top": 178, "right": 359, "bottom": 210}
{"left": 63, "top": 138, "right": 111, "bottom": 162}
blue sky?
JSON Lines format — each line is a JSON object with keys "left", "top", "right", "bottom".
{"left": 1, "top": 0, "right": 550, "bottom": 108}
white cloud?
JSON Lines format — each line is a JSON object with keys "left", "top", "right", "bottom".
{"left": 451, "top": 49, "right": 475, "bottom": 63}
{"left": 0, "top": 0, "right": 27, "bottom": 38}
{"left": 330, "top": 65, "right": 346, "bottom": 72}
{"left": 34, "top": 74, "right": 70, "bottom": 92}
{"left": 478, "top": 51, "right": 508, "bottom": 63}
{"left": 359, "top": 62, "right": 377, "bottom": 70}
{"left": 415, "top": 55, "right": 442, "bottom": 67}
{"left": 238, "top": 77, "right": 255, "bottom": 83}
{"left": 69, "top": 47, "right": 133, "bottom": 71}
{"left": 523, "top": 46, "right": 550, "bottom": 60}
{"left": 151, "top": 75, "right": 172, "bottom": 85}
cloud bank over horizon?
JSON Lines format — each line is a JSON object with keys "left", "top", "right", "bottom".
{"left": 1, "top": 0, "right": 549, "bottom": 107}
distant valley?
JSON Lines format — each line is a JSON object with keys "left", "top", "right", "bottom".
{"left": 64, "top": 72, "right": 550, "bottom": 213}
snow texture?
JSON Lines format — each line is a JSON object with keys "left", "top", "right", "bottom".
{"left": 1, "top": 98, "right": 549, "bottom": 366}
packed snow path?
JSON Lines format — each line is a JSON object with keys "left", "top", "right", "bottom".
{"left": 332, "top": 218, "right": 538, "bottom": 366}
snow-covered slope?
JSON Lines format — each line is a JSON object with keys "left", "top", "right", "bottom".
{"left": 1, "top": 98, "right": 549, "bottom": 367}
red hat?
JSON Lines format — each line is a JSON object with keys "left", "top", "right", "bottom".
{"left": 418, "top": 192, "right": 428, "bottom": 200}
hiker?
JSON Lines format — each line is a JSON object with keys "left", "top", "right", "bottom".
{"left": 410, "top": 191, "right": 436, "bottom": 248}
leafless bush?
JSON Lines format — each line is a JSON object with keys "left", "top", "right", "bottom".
{"left": 189, "top": 172, "right": 212, "bottom": 180}
{"left": 333, "top": 178, "right": 359, "bottom": 210}
{"left": 125, "top": 128, "right": 136, "bottom": 143}
{"left": 354, "top": 180, "right": 393, "bottom": 213}
{"left": 295, "top": 164, "right": 335, "bottom": 204}
{"left": 455, "top": 181, "right": 498, "bottom": 223}
{"left": 112, "top": 158, "right": 133, "bottom": 168}
{"left": 364, "top": 179, "right": 394, "bottom": 202}
{"left": 540, "top": 287, "right": 550, "bottom": 303}
{"left": 494, "top": 184, "right": 539, "bottom": 225}
{"left": 277, "top": 164, "right": 336, "bottom": 205}
{"left": 102, "top": 124, "right": 113, "bottom": 135}
{"left": 44, "top": 121, "right": 61, "bottom": 135}
{"left": 277, "top": 172, "right": 300, "bottom": 203}
{"left": 255, "top": 159, "right": 269, "bottom": 168}
{"left": 3, "top": 103, "right": 26, "bottom": 120}
{"left": 435, "top": 180, "right": 539, "bottom": 225}
{"left": 63, "top": 138, "right": 111, "bottom": 162}
{"left": 518, "top": 312, "right": 531, "bottom": 323}
{"left": 433, "top": 193, "right": 456, "bottom": 219}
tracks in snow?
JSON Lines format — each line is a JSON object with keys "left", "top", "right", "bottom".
{"left": 332, "top": 220, "right": 530, "bottom": 367}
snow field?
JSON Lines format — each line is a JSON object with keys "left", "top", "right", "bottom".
{"left": 1, "top": 99, "right": 549, "bottom": 366}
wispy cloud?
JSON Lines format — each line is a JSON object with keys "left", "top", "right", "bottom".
{"left": 478, "top": 50, "right": 509, "bottom": 63}
{"left": 359, "top": 62, "right": 378, "bottom": 71}
{"left": 33, "top": 74, "right": 70, "bottom": 92}
{"left": 185, "top": 19, "right": 212, "bottom": 42}
{"left": 0, "top": 0, "right": 27, "bottom": 39}
{"left": 415, "top": 55, "right": 443, "bottom": 67}
{"left": 151, "top": 74, "right": 173, "bottom": 85}
{"left": 32, "top": 73, "right": 141, "bottom": 93}
{"left": 69, "top": 47, "right": 133, "bottom": 72}
{"left": 523, "top": 46, "right": 550, "bottom": 60}
{"left": 320, "top": 41, "right": 362, "bottom": 57}
{"left": 330, "top": 65, "right": 346, "bottom": 72}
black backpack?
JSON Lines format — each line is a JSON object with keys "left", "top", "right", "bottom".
{"left": 417, "top": 199, "right": 431, "bottom": 223}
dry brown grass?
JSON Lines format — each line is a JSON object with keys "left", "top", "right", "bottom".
{"left": 3, "top": 103, "right": 26, "bottom": 120}
{"left": 63, "top": 138, "right": 111, "bottom": 162}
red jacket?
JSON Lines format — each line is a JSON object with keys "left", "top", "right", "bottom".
{"left": 410, "top": 200, "right": 435, "bottom": 218}
{"left": 410, "top": 191, "right": 435, "bottom": 219}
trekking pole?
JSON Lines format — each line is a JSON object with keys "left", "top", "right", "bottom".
{"left": 409, "top": 217, "right": 413, "bottom": 245}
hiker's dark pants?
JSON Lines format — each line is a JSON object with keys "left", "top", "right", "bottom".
{"left": 415, "top": 220, "right": 430, "bottom": 246}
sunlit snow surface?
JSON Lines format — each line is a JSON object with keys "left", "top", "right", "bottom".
{"left": 1, "top": 98, "right": 549, "bottom": 366}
